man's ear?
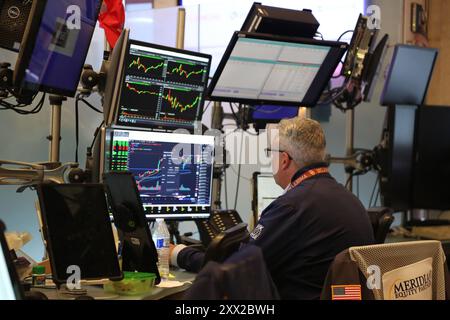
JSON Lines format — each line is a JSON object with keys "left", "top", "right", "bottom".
{"left": 280, "top": 153, "right": 290, "bottom": 170}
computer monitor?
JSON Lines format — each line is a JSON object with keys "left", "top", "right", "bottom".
{"left": 0, "top": 220, "right": 24, "bottom": 300}
{"left": 252, "top": 172, "right": 283, "bottom": 225}
{"left": 103, "top": 28, "right": 130, "bottom": 125}
{"left": 13, "top": 0, "right": 102, "bottom": 96}
{"left": 412, "top": 106, "right": 450, "bottom": 210}
{"left": 361, "top": 34, "right": 389, "bottom": 102}
{"left": 106, "top": 129, "right": 215, "bottom": 220}
{"left": 379, "top": 105, "right": 417, "bottom": 211}
{"left": 36, "top": 184, "right": 122, "bottom": 284}
{"left": 110, "top": 39, "right": 211, "bottom": 132}
{"left": 207, "top": 31, "right": 348, "bottom": 107}
{"left": 380, "top": 45, "right": 438, "bottom": 106}
{"left": 103, "top": 172, "right": 161, "bottom": 284}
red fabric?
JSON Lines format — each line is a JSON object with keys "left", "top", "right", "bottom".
{"left": 98, "top": 0, "right": 125, "bottom": 49}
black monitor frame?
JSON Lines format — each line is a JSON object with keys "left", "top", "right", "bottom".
{"left": 36, "top": 183, "right": 123, "bottom": 285}
{"left": 109, "top": 38, "right": 211, "bottom": 132}
{"left": 0, "top": 220, "right": 24, "bottom": 300}
{"left": 103, "top": 172, "right": 161, "bottom": 284}
{"left": 103, "top": 29, "right": 131, "bottom": 125}
{"left": 207, "top": 31, "right": 348, "bottom": 107}
{"left": 13, "top": 0, "right": 102, "bottom": 97}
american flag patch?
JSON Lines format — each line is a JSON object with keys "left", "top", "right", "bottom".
{"left": 331, "top": 285, "right": 362, "bottom": 300}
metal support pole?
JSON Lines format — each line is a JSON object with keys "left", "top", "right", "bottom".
{"left": 48, "top": 95, "right": 66, "bottom": 163}
{"left": 211, "top": 101, "right": 224, "bottom": 210}
{"left": 345, "top": 109, "right": 355, "bottom": 192}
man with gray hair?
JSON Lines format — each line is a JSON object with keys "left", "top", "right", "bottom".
{"left": 171, "top": 117, "right": 374, "bottom": 299}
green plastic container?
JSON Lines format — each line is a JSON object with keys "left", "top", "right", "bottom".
{"left": 104, "top": 272, "right": 157, "bottom": 296}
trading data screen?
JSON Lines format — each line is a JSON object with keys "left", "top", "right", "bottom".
{"left": 116, "top": 41, "right": 211, "bottom": 131}
{"left": 109, "top": 130, "right": 214, "bottom": 219}
{"left": 209, "top": 33, "right": 346, "bottom": 106}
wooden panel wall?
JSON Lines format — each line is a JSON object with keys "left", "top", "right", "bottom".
{"left": 426, "top": 0, "right": 450, "bottom": 105}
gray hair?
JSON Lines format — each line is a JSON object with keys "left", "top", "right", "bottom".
{"left": 277, "top": 117, "right": 326, "bottom": 167}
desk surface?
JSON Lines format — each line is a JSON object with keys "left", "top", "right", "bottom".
{"left": 31, "top": 269, "right": 196, "bottom": 300}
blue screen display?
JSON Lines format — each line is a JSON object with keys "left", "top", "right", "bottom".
{"left": 23, "top": 0, "right": 101, "bottom": 96}
{"left": 252, "top": 105, "right": 299, "bottom": 120}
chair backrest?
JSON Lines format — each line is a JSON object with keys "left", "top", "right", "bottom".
{"left": 350, "top": 240, "right": 447, "bottom": 300}
{"left": 184, "top": 244, "right": 279, "bottom": 300}
{"left": 203, "top": 223, "right": 249, "bottom": 266}
{"left": 367, "top": 207, "right": 395, "bottom": 244}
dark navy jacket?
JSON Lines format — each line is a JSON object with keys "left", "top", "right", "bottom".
{"left": 177, "top": 163, "right": 375, "bottom": 300}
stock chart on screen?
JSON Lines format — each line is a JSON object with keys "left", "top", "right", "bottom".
{"left": 116, "top": 41, "right": 211, "bottom": 131}
{"left": 109, "top": 129, "right": 214, "bottom": 219}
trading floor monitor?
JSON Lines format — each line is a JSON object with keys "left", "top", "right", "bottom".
{"left": 106, "top": 37, "right": 211, "bottom": 132}
{"left": 13, "top": 0, "right": 102, "bottom": 96}
{"left": 412, "top": 106, "right": 450, "bottom": 210}
{"left": 103, "top": 172, "right": 161, "bottom": 284}
{"left": 252, "top": 172, "right": 284, "bottom": 226}
{"left": 380, "top": 44, "right": 438, "bottom": 106}
{"left": 36, "top": 184, "right": 122, "bottom": 284}
{"left": 208, "top": 31, "right": 347, "bottom": 107}
{"left": 105, "top": 129, "right": 215, "bottom": 220}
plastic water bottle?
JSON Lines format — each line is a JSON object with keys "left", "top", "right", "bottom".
{"left": 152, "top": 219, "right": 170, "bottom": 280}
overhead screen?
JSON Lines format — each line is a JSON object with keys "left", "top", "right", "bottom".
{"left": 107, "top": 129, "right": 215, "bottom": 220}
{"left": 208, "top": 32, "right": 347, "bottom": 106}
{"left": 13, "top": 0, "right": 102, "bottom": 96}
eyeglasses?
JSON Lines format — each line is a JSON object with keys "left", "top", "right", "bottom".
{"left": 264, "top": 148, "right": 292, "bottom": 160}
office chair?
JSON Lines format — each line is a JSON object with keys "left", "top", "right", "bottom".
{"left": 321, "top": 240, "right": 450, "bottom": 300}
{"left": 202, "top": 223, "right": 250, "bottom": 266}
{"left": 184, "top": 245, "right": 279, "bottom": 300}
{"left": 367, "top": 207, "right": 395, "bottom": 244}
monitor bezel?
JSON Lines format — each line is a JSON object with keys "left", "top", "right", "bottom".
{"left": 113, "top": 39, "right": 212, "bottom": 132}
{"left": 207, "top": 31, "right": 348, "bottom": 107}
{"left": 107, "top": 127, "right": 214, "bottom": 221}
{"left": 13, "top": 0, "right": 102, "bottom": 97}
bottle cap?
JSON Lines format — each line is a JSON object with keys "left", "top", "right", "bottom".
{"left": 32, "top": 265, "right": 45, "bottom": 275}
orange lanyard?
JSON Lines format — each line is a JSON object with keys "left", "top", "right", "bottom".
{"left": 289, "top": 167, "right": 329, "bottom": 190}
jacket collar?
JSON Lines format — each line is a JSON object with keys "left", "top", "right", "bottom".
{"left": 290, "top": 162, "right": 329, "bottom": 183}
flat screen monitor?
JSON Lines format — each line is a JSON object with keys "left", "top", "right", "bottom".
{"left": 380, "top": 45, "right": 438, "bottom": 106}
{"left": 107, "top": 129, "right": 215, "bottom": 220}
{"left": 13, "top": 0, "right": 102, "bottom": 96}
{"left": 412, "top": 106, "right": 450, "bottom": 210}
{"left": 207, "top": 31, "right": 348, "bottom": 106}
{"left": 379, "top": 105, "right": 417, "bottom": 211}
{"left": 113, "top": 39, "right": 212, "bottom": 132}
{"left": 103, "top": 29, "right": 130, "bottom": 125}
{"left": 103, "top": 172, "right": 161, "bottom": 284}
{"left": 0, "top": 220, "right": 24, "bottom": 300}
{"left": 252, "top": 172, "right": 283, "bottom": 225}
{"left": 36, "top": 184, "right": 122, "bottom": 284}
